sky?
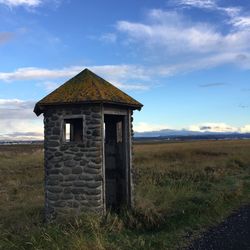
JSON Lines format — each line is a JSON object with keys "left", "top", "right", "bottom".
{"left": 0, "top": 0, "right": 250, "bottom": 140}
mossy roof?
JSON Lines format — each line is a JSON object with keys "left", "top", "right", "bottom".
{"left": 34, "top": 68, "right": 143, "bottom": 116}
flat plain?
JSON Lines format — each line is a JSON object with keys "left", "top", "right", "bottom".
{"left": 0, "top": 140, "right": 250, "bottom": 249}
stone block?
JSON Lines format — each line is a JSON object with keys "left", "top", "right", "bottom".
{"left": 48, "top": 141, "right": 60, "bottom": 147}
{"left": 48, "top": 187, "right": 63, "bottom": 193}
{"left": 86, "top": 181, "right": 101, "bottom": 189}
{"left": 61, "top": 193, "right": 74, "bottom": 200}
{"left": 64, "top": 175, "right": 77, "bottom": 181}
{"left": 52, "top": 128, "right": 61, "bottom": 135}
{"left": 73, "top": 181, "right": 85, "bottom": 187}
{"left": 48, "top": 193, "right": 59, "bottom": 201}
{"left": 84, "top": 167, "right": 100, "bottom": 175}
{"left": 54, "top": 201, "right": 67, "bottom": 207}
{"left": 61, "top": 168, "right": 71, "bottom": 175}
{"left": 71, "top": 188, "right": 85, "bottom": 194}
{"left": 72, "top": 167, "right": 82, "bottom": 174}
{"left": 64, "top": 160, "right": 75, "bottom": 168}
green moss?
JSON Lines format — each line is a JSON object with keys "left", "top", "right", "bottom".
{"left": 34, "top": 69, "right": 143, "bottom": 115}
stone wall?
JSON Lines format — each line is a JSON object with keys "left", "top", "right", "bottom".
{"left": 43, "top": 104, "right": 103, "bottom": 220}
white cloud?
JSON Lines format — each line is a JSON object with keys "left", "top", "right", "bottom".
{"left": 0, "top": 65, "right": 150, "bottom": 82}
{"left": 1, "top": 53, "right": 250, "bottom": 92}
{"left": 0, "top": 65, "right": 153, "bottom": 91}
{"left": 0, "top": 66, "right": 82, "bottom": 81}
{"left": 240, "top": 125, "right": 250, "bottom": 133}
{"left": 0, "top": 0, "right": 41, "bottom": 7}
{"left": 0, "top": 98, "right": 43, "bottom": 141}
{"left": 176, "top": 0, "right": 250, "bottom": 30}
{"left": 176, "top": 0, "right": 216, "bottom": 9}
{"left": 230, "top": 16, "right": 250, "bottom": 29}
{"left": 188, "top": 122, "right": 239, "bottom": 133}
{"left": 117, "top": 9, "right": 250, "bottom": 55}
{"left": 0, "top": 98, "right": 34, "bottom": 109}
{"left": 133, "top": 122, "right": 171, "bottom": 132}
{"left": 100, "top": 33, "right": 117, "bottom": 43}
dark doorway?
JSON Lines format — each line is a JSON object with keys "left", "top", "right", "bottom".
{"left": 104, "top": 114, "right": 127, "bottom": 211}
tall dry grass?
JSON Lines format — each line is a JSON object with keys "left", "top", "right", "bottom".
{"left": 0, "top": 140, "right": 250, "bottom": 249}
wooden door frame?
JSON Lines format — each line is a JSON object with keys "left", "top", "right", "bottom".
{"left": 102, "top": 106, "right": 132, "bottom": 212}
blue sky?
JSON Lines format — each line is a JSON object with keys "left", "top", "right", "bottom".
{"left": 0, "top": 0, "right": 250, "bottom": 140}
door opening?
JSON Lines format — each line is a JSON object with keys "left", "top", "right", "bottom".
{"left": 104, "top": 114, "right": 127, "bottom": 211}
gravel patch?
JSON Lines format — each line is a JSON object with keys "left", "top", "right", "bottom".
{"left": 186, "top": 205, "right": 250, "bottom": 250}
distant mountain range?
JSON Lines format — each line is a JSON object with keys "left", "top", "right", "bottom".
{"left": 1, "top": 130, "right": 250, "bottom": 145}
{"left": 134, "top": 129, "right": 250, "bottom": 141}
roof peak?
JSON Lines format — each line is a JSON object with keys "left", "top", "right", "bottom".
{"left": 34, "top": 68, "right": 143, "bottom": 116}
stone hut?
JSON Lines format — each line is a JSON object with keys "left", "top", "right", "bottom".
{"left": 34, "top": 68, "right": 143, "bottom": 219}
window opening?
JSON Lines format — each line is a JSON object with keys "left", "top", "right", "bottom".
{"left": 64, "top": 118, "right": 83, "bottom": 143}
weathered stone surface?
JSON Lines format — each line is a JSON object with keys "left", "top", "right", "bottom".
{"left": 67, "top": 201, "right": 79, "bottom": 208}
{"left": 55, "top": 151, "right": 63, "bottom": 157}
{"left": 48, "top": 187, "right": 63, "bottom": 193}
{"left": 89, "top": 119, "right": 100, "bottom": 124}
{"left": 71, "top": 188, "right": 85, "bottom": 194}
{"left": 74, "top": 181, "right": 85, "bottom": 187}
{"left": 91, "top": 157, "right": 101, "bottom": 164}
{"left": 49, "top": 169, "right": 60, "bottom": 175}
{"left": 86, "top": 181, "right": 101, "bottom": 189}
{"left": 70, "top": 147, "right": 79, "bottom": 152}
{"left": 62, "top": 155, "right": 72, "bottom": 161}
{"left": 74, "top": 156, "right": 82, "bottom": 161}
{"left": 80, "top": 159, "right": 88, "bottom": 166}
{"left": 72, "top": 167, "right": 82, "bottom": 174}
{"left": 79, "top": 175, "right": 93, "bottom": 181}
{"left": 48, "top": 141, "right": 60, "bottom": 147}
{"left": 61, "top": 168, "right": 71, "bottom": 175}
{"left": 52, "top": 128, "right": 61, "bottom": 135}
{"left": 64, "top": 175, "right": 77, "bottom": 181}
{"left": 88, "top": 163, "right": 101, "bottom": 170}
{"left": 47, "top": 180, "right": 59, "bottom": 186}
{"left": 76, "top": 152, "right": 84, "bottom": 157}
{"left": 50, "top": 135, "right": 60, "bottom": 140}
{"left": 86, "top": 152, "right": 99, "bottom": 158}
{"left": 75, "top": 194, "right": 86, "bottom": 201}
{"left": 64, "top": 160, "right": 75, "bottom": 168}
{"left": 48, "top": 175, "right": 63, "bottom": 181}
{"left": 43, "top": 106, "right": 135, "bottom": 220}
{"left": 48, "top": 193, "right": 59, "bottom": 201}
{"left": 61, "top": 182, "right": 72, "bottom": 187}
{"left": 93, "top": 174, "right": 102, "bottom": 181}
{"left": 92, "top": 114, "right": 101, "bottom": 119}
{"left": 51, "top": 116, "right": 59, "bottom": 121}
{"left": 88, "top": 200, "right": 101, "bottom": 207}
{"left": 85, "top": 188, "right": 101, "bottom": 195}
{"left": 60, "top": 145, "right": 69, "bottom": 151}
{"left": 55, "top": 163, "right": 62, "bottom": 168}
{"left": 63, "top": 188, "right": 71, "bottom": 193}
{"left": 54, "top": 201, "right": 67, "bottom": 207}
{"left": 61, "top": 193, "right": 74, "bottom": 200}
{"left": 84, "top": 167, "right": 100, "bottom": 174}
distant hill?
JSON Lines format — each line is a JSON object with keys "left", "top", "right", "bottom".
{"left": 134, "top": 129, "right": 250, "bottom": 141}
{"left": 1, "top": 130, "right": 250, "bottom": 145}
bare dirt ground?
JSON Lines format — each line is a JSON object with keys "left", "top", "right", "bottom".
{"left": 186, "top": 205, "right": 250, "bottom": 250}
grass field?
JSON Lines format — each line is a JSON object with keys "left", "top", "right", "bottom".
{"left": 0, "top": 140, "right": 250, "bottom": 249}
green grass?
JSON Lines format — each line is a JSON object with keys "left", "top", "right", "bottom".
{"left": 0, "top": 140, "right": 250, "bottom": 249}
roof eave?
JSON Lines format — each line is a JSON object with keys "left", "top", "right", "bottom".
{"left": 34, "top": 100, "right": 143, "bottom": 115}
